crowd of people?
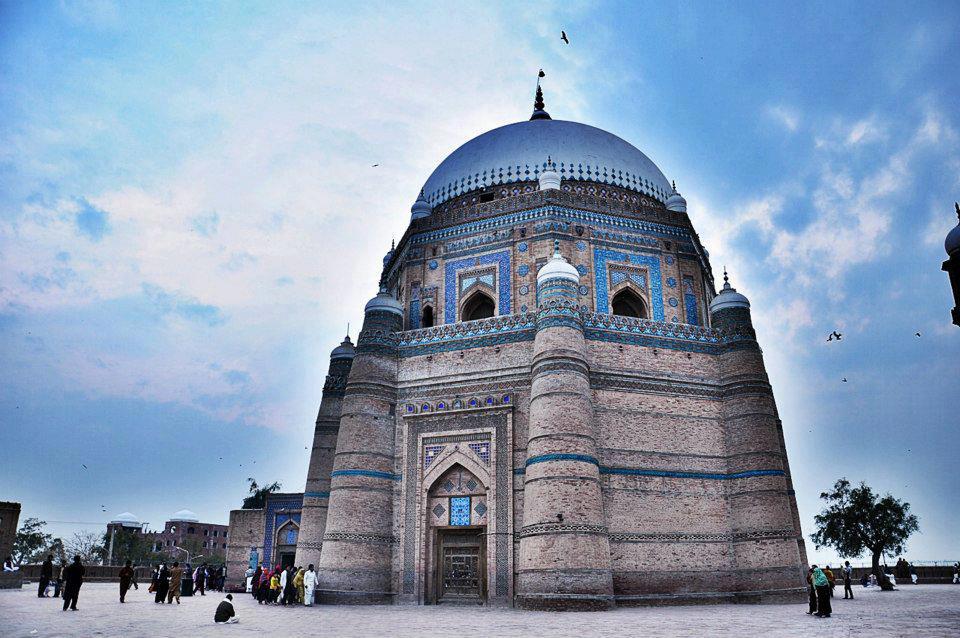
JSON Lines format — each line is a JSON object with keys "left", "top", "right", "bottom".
{"left": 144, "top": 561, "right": 226, "bottom": 603}
{"left": 250, "top": 563, "right": 318, "bottom": 606}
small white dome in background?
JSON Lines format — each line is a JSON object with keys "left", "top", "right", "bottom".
{"left": 709, "top": 270, "right": 750, "bottom": 313}
{"left": 537, "top": 240, "right": 580, "bottom": 286}
{"left": 364, "top": 286, "right": 404, "bottom": 316}
{"left": 170, "top": 509, "right": 199, "bottom": 522}
{"left": 111, "top": 512, "right": 140, "bottom": 526}
{"left": 538, "top": 156, "right": 561, "bottom": 191}
{"left": 945, "top": 202, "right": 960, "bottom": 256}
{"left": 665, "top": 181, "right": 687, "bottom": 213}
{"left": 410, "top": 190, "right": 432, "bottom": 220}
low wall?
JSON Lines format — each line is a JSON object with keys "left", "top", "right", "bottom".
{"left": 845, "top": 566, "right": 956, "bottom": 585}
{"left": 17, "top": 564, "right": 153, "bottom": 583}
{"left": 0, "top": 572, "right": 23, "bottom": 589}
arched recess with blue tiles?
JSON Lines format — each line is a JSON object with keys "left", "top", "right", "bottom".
{"left": 593, "top": 248, "right": 665, "bottom": 320}
{"left": 444, "top": 250, "right": 512, "bottom": 324}
{"left": 422, "top": 458, "right": 490, "bottom": 604}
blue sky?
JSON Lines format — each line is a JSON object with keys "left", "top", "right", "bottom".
{"left": 1, "top": 1, "right": 957, "bottom": 565}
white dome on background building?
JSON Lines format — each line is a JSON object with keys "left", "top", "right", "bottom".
{"left": 110, "top": 512, "right": 141, "bottom": 526}
{"left": 170, "top": 509, "right": 199, "bottom": 522}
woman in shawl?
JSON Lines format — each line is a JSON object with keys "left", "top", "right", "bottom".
{"left": 251, "top": 565, "right": 263, "bottom": 598}
{"left": 293, "top": 567, "right": 305, "bottom": 604}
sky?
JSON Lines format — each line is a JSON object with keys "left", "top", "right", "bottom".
{"left": 1, "top": 1, "right": 958, "bottom": 566}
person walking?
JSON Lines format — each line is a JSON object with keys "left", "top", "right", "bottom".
{"left": 812, "top": 565, "right": 832, "bottom": 618}
{"left": 293, "top": 567, "right": 305, "bottom": 604}
{"left": 119, "top": 560, "right": 134, "bottom": 603}
{"left": 61, "top": 555, "right": 85, "bottom": 611}
{"left": 167, "top": 562, "right": 183, "bottom": 604}
{"left": 251, "top": 565, "right": 262, "bottom": 598}
{"left": 193, "top": 563, "right": 207, "bottom": 596}
{"left": 54, "top": 560, "right": 65, "bottom": 598}
{"left": 38, "top": 554, "right": 53, "bottom": 598}
{"left": 269, "top": 569, "right": 281, "bottom": 604}
{"left": 303, "top": 564, "right": 317, "bottom": 606}
{"left": 257, "top": 569, "right": 271, "bottom": 604}
{"left": 154, "top": 563, "right": 169, "bottom": 604}
{"left": 842, "top": 561, "right": 854, "bottom": 599}
{"left": 805, "top": 567, "right": 817, "bottom": 615}
{"left": 284, "top": 566, "right": 297, "bottom": 605}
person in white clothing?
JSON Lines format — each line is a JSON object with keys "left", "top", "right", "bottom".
{"left": 279, "top": 566, "right": 288, "bottom": 605}
{"left": 303, "top": 564, "right": 318, "bottom": 606}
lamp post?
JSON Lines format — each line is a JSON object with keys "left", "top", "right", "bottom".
{"left": 942, "top": 202, "right": 960, "bottom": 327}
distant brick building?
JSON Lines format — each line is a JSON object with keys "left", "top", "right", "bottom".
{"left": 291, "top": 87, "right": 808, "bottom": 609}
{"left": 105, "top": 510, "right": 228, "bottom": 565}
{"left": 0, "top": 501, "right": 20, "bottom": 562}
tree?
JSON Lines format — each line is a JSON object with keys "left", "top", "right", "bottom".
{"left": 65, "top": 530, "right": 107, "bottom": 564}
{"left": 810, "top": 479, "right": 919, "bottom": 591}
{"left": 13, "top": 518, "right": 52, "bottom": 565}
{"left": 101, "top": 529, "right": 164, "bottom": 566}
{"left": 46, "top": 537, "right": 67, "bottom": 565}
{"left": 242, "top": 477, "right": 281, "bottom": 509}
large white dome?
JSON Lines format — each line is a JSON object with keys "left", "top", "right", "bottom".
{"left": 419, "top": 119, "right": 672, "bottom": 208}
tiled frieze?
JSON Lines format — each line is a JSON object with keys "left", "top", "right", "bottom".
{"left": 593, "top": 248, "right": 665, "bottom": 319}
{"left": 444, "top": 250, "right": 511, "bottom": 323}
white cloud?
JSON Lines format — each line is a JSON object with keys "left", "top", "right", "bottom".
{"left": 766, "top": 104, "right": 800, "bottom": 132}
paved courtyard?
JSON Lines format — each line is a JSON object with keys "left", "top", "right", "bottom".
{"left": 1, "top": 583, "right": 958, "bottom": 637}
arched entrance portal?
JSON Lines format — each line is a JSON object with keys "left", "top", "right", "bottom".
{"left": 426, "top": 463, "right": 488, "bottom": 604}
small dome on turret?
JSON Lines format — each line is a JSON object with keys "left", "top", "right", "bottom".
{"left": 665, "top": 181, "right": 687, "bottom": 213}
{"left": 709, "top": 270, "right": 750, "bottom": 313}
{"left": 537, "top": 240, "right": 580, "bottom": 285}
{"left": 538, "top": 156, "right": 561, "bottom": 191}
{"left": 945, "top": 202, "right": 960, "bottom": 256}
{"left": 410, "top": 190, "right": 431, "bottom": 220}
{"left": 382, "top": 240, "right": 395, "bottom": 267}
{"left": 111, "top": 512, "right": 141, "bottom": 527}
{"left": 364, "top": 286, "right": 404, "bottom": 316}
{"left": 330, "top": 334, "right": 355, "bottom": 360}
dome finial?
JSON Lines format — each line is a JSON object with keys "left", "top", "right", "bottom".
{"left": 723, "top": 267, "right": 729, "bottom": 284}
{"left": 531, "top": 69, "right": 551, "bottom": 121}
{"left": 554, "top": 238, "right": 561, "bottom": 257}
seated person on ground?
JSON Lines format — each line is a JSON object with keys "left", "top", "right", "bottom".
{"left": 214, "top": 594, "right": 239, "bottom": 624}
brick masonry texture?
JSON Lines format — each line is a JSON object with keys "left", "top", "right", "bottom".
{"left": 295, "top": 185, "right": 806, "bottom": 609}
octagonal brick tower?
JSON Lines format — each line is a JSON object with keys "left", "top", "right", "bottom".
{"left": 305, "top": 84, "right": 808, "bottom": 609}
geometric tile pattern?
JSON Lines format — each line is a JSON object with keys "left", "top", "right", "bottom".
{"left": 449, "top": 496, "right": 471, "bottom": 526}
{"left": 444, "top": 250, "right": 511, "bottom": 324}
{"left": 468, "top": 442, "right": 491, "bottom": 465}
{"left": 593, "top": 248, "right": 664, "bottom": 319}
{"left": 683, "top": 275, "right": 699, "bottom": 326}
{"left": 424, "top": 445, "right": 445, "bottom": 470}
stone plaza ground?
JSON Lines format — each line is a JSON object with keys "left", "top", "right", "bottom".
{"left": 1, "top": 583, "right": 958, "bottom": 637}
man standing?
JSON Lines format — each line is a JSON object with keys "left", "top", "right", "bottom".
{"left": 61, "top": 555, "right": 84, "bottom": 611}
{"left": 38, "top": 554, "right": 53, "bottom": 598}
{"left": 843, "top": 561, "right": 854, "bottom": 599}
{"left": 154, "top": 563, "right": 169, "bottom": 603}
{"left": 303, "top": 564, "right": 317, "bottom": 606}
{"left": 119, "top": 560, "right": 134, "bottom": 603}
{"left": 167, "top": 562, "right": 183, "bottom": 604}
{"left": 278, "top": 565, "right": 289, "bottom": 605}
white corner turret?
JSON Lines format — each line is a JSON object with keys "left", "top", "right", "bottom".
{"left": 709, "top": 269, "right": 750, "bottom": 313}
{"left": 411, "top": 190, "right": 431, "bottom": 220}
{"left": 537, "top": 240, "right": 580, "bottom": 286}
{"left": 666, "top": 180, "right": 687, "bottom": 213}
{"left": 538, "top": 156, "right": 561, "bottom": 191}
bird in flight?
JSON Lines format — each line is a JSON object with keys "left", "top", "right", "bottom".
{"left": 561, "top": 30, "right": 569, "bottom": 44}
{"left": 371, "top": 163, "right": 379, "bottom": 167}
{"left": 915, "top": 332, "right": 922, "bottom": 337}
{"left": 827, "top": 331, "right": 843, "bottom": 342}
{"left": 841, "top": 377, "right": 848, "bottom": 383}
{"left": 81, "top": 464, "right": 87, "bottom": 469}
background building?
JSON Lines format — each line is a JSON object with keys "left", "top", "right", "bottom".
{"left": 104, "top": 509, "right": 228, "bottom": 565}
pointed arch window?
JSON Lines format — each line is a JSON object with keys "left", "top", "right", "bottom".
{"left": 422, "top": 305, "right": 435, "bottom": 328}
{"left": 611, "top": 288, "right": 648, "bottom": 318}
{"left": 461, "top": 291, "right": 495, "bottom": 321}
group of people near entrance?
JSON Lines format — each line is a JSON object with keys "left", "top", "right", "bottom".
{"left": 251, "top": 563, "right": 318, "bottom": 606}
{"left": 146, "top": 561, "right": 223, "bottom": 603}
{"left": 25, "top": 554, "right": 87, "bottom": 611}
{"left": 806, "top": 562, "right": 855, "bottom": 618}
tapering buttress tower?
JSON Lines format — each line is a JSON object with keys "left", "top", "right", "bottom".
{"left": 516, "top": 242, "right": 614, "bottom": 610}
{"left": 295, "top": 335, "right": 355, "bottom": 570}
{"left": 316, "top": 290, "right": 403, "bottom": 603}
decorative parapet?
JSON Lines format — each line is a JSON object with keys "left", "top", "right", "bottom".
{"left": 394, "top": 311, "right": 735, "bottom": 357}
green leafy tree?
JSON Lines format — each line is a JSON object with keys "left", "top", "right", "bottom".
{"left": 102, "top": 529, "right": 164, "bottom": 566}
{"left": 810, "top": 479, "right": 919, "bottom": 591}
{"left": 242, "top": 477, "right": 281, "bottom": 509}
{"left": 13, "top": 518, "right": 52, "bottom": 565}
{"left": 46, "top": 537, "right": 67, "bottom": 564}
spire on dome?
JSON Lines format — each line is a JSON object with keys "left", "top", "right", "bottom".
{"left": 530, "top": 69, "right": 551, "bottom": 121}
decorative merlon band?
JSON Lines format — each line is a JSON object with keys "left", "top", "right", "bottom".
{"left": 303, "top": 491, "right": 330, "bottom": 499}
{"left": 330, "top": 469, "right": 401, "bottom": 481}
{"left": 609, "top": 528, "right": 798, "bottom": 543}
{"left": 398, "top": 313, "right": 536, "bottom": 346}
{"left": 322, "top": 532, "right": 398, "bottom": 545}
{"left": 518, "top": 522, "right": 608, "bottom": 538}
{"left": 526, "top": 453, "right": 600, "bottom": 467}
{"left": 515, "top": 464, "right": 785, "bottom": 480}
